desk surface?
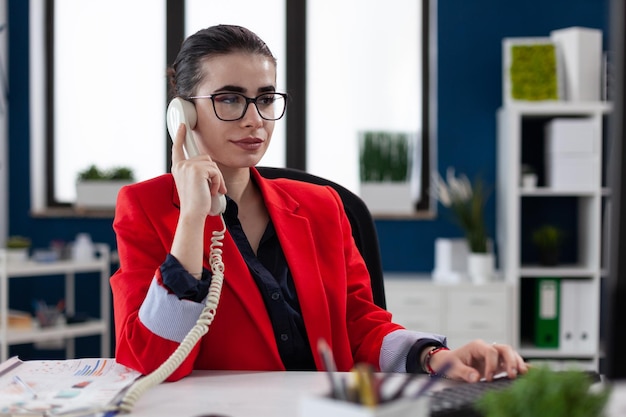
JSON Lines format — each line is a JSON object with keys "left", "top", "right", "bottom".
{"left": 122, "top": 371, "right": 431, "bottom": 417}
{"left": 122, "top": 371, "right": 626, "bottom": 417}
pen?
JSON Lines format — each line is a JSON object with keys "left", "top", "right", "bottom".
{"left": 352, "top": 363, "right": 378, "bottom": 407}
{"left": 13, "top": 375, "right": 38, "bottom": 399}
{"left": 317, "top": 338, "right": 348, "bottom": 401}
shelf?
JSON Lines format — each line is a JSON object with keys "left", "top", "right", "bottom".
{"left": 497, "top": 104, "right": 607, "bottom": 371}
{"left": 3, "top": 259, "right": 109, "bottom": 277}
{"left": 504, "top": 101, "right": 612, "bottom": 115}
{"left": 520, "top": 188, "right": 598, "bottom": 197}
{"left": 5, "top": 320, "right": 107, "bottom": 344}
{"left": 519, "top": 344, "right": 596, "bottom": 359}
{"left": 519, "top": 265, "right": 598, "bottom": 277}
{"left": 0, "top": 244, "right": 111, "bottom": 361}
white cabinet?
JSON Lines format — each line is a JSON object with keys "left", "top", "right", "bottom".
{"left": 0, "top": 244, "right": 111, "bottom": 361}
{"left": 496, "top": 102, "right": 610, "bottom": 370}
{"left": 384, "top": 275, "right": 512, "bottom": 349}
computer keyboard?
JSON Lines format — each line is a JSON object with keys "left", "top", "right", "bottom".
{"left": 428, "top": 370, "right": 601, "bottom": 417}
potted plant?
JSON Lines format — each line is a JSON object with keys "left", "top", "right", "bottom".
{"left": 359, "top": 131, "right": 416, "bottom": 215}
{"left": 531, "top": 224, "right": 565, "bottom": 266}
{"left": 431, "top": 167, "right": 493, "bottom": 284}
{"left": 4, "top": 235, "right": 32, "bottom": 263}
{"left": 520, "top": 164, "right": 538, "bottom": 189}
{"left": 75, "top": 164, "right": 135, "bottom": 210}
{"left": 476, "top": 366, "right": 610, "bottom": 417}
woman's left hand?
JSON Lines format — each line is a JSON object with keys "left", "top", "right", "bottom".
{"left": 428, "top": 339, "right": 528, "bottom": 382}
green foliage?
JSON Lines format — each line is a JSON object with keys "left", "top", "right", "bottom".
{"left": 476, "top": 366, "right": 611, "bottom": 417}
{"left": 532, "top": 224, "right": 565, "bottom": 250}
{"left": 510, "top": 43, "right": 559, "bottom": 101}
{"left": 6, "top": 235, "right": 32, "bottom": 249}
{"left": 77, "top": 164, "right": 135, "bottom": 181}
{"left": 359, "top": 132, "right": 412, "bottom": 182}
{"left": 448, "top": 176, "right": 489, "bottom": 253}
{"left": 431, "top": 168, "right": 491, "bottom": 253}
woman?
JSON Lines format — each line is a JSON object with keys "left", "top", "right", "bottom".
{"left": 111, "top": 24, "right": 527, "bottom": 382}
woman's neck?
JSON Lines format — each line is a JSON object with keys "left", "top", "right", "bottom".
{"left": 221, "top": 166, "right": 254, "bottom": 206}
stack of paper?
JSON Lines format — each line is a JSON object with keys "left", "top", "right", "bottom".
{"left": 0, "top": 356, "right": 140, "bottom": 416}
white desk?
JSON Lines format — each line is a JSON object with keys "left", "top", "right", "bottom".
{"left": 123, "top": 371, "right": 432, "bottom": 417}
{"left": 122, "top": 371, "right": 626, "bottom": 417}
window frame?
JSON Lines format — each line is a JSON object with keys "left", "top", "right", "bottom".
{"left": 36, "top": 0, "right": 436, "bottom": 216}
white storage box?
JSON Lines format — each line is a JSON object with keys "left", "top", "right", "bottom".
{"left": 300, "top": 395, "right": 428, "bottom": 417}
{"left": 545, "top": 154, "right": 598, "bottom": 190}
{"left": 432, "top": 238, "right": 469, "bottom": 284}
{"left": 544, "top": 117, "right": 598, "bottom": 190}
{"left": 550, "top": 27, "right": 603, "bottom": 101}
{"left": 75, "top": 180, "right": 132, "bottom": 209}
{"left": 545, "top": 118, "right": 596, "bottom": 155}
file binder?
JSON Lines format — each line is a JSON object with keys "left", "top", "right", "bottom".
{"left": 560, "top": 280, "right": 597, "bottom": 354}
{"left": 535, "top": 278, "right": 560, "bottom": 348}
{"left": 576, "top": 280, "right": 597, "bottom": 354}
{"left": 559, "top": 280, "right": 577, "bottom": 353}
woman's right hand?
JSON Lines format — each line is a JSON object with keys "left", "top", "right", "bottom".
{"left": 170, "top": 123, "right": 227, "bottom": 219}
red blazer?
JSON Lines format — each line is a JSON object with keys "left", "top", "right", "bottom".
{"left": 111, "top": 168, "right": 403, "bottom": 381}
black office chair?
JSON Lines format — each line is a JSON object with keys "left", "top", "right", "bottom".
{"left": 256, "top": 166, "right": 387, "bottom": 309}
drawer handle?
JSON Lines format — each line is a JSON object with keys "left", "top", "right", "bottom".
{"left": 468, "top": 322, "right": 490, "bottom": 329}
{"left": 468, "top": 299, "right": 490, "bottom": 306}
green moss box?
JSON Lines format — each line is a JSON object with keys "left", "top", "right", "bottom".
{"left": 502, "top": 37, "right": 563, "bottom": 103}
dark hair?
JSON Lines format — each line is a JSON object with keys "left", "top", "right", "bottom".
{"left": 167, "top": 24, "right": 277, "bottom": 99}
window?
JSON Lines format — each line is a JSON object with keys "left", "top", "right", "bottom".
{"left": 184, "top": 0, "right": 286, "bottom": 168}
{"left": 42, "top": 0, "right": 166, "bottom": 206}
{"left": 31, "top": 0, "right": 433, "bottom": 215}
{"left": 307, "top": 0, "right": 434, "bottom": 214}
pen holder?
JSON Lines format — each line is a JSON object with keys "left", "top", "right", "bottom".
{"left": 299, "top": 395, "right": 429, "bottom": 417}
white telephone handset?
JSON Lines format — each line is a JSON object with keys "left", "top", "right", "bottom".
{"left": 117, "top": 99, "right": 228, "bottom": 414}
{"left": 166, "top": 97, "right": 226, "bottom": 216}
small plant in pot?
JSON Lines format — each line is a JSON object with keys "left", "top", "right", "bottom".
{"left": 476, "top": 365, "right": 610, "bottom": 417}
{"left": 77, "top": 165, "right": 135, "bottom": 181}
{"left": 76, "top": 165, "right": 135, "bottom": 209}
{"left": 531, "top": 224, "right": 565, "bottom": 266}
{"left": 5, "top": 235, "right": 32, "bottom": 263}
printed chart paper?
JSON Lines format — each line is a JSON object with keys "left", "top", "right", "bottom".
{"left": 0, "top": 356, "right": 140, "bottom": 416}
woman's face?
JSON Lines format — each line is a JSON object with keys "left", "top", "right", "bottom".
{"left": 191, "top": 52, "right": 277, "bottom": 170}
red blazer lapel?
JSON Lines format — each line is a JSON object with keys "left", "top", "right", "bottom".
{"left": 170, "top": 179, "right": 281, "bottom": 364}
{"left": 252, "top": 169, "right": 333, "bottom": 365}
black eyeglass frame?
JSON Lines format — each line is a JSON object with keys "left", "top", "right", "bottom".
{"left": 186, "top": 92, "right": 289, "bottom": 121}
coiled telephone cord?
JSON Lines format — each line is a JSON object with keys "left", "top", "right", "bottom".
{"left": 116, "top": 218, "right": 227, "bottom": 414}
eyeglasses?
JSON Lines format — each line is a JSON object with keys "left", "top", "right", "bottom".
{"left": 187, "top": 92, "right": 288, "bottom": 121}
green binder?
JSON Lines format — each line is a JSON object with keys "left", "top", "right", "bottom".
{"left": 534, "top": 278, "right": 560, "bottom": 348}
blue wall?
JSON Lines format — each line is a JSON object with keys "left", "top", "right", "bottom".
{"left": 7, "top": 0, "right": 610, "bottom": 275}
{"left": 378, "top": 0, "right": 610, "bottom": 271}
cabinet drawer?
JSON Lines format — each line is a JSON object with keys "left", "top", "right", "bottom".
{"left": 390, "top": 311, "right": 442, "bottom": 333}
{"left": 446, "top": 288, "right": 508, "bottom": 333}
{"left": 447, "top": 331, "right": 510, "bottom": 350}
{"left": 385, "top": 284, "right": 442, "bottom": 311}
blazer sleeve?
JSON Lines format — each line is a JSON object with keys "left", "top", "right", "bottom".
{"left": 111, "top": 182, "right": 202, "bottom": 381}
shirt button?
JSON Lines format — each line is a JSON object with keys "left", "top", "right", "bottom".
{"left": 271, "top": 292, "right": 280, "bottom": 301}
{"left": 280, "top": 334, "right": 289, "bottom": 342}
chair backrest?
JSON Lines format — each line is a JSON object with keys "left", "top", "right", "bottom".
{"left": 256, "top": 166, "right": 387, "bottom": 309}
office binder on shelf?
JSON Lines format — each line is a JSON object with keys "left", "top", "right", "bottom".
{"left": 559, "top": 280, "right": 598, "bottom": 354}
{"left": 534, "top": 278, "right": 560, "bottom": 348}
{"left": 559, "top": 280, "right": 577, "bottom": 353}
{"left": 576, "top": 280, "right": 596, "bottom": 354}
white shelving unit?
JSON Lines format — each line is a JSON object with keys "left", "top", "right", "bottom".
{"left": 496, "top": 102, "right": 611, "bottom": 370}
{"left": 384, "top": 274, "right": 513, "bottom": 349}
{"left": 0, "top": 244, "right": 111, "bottom": 361}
